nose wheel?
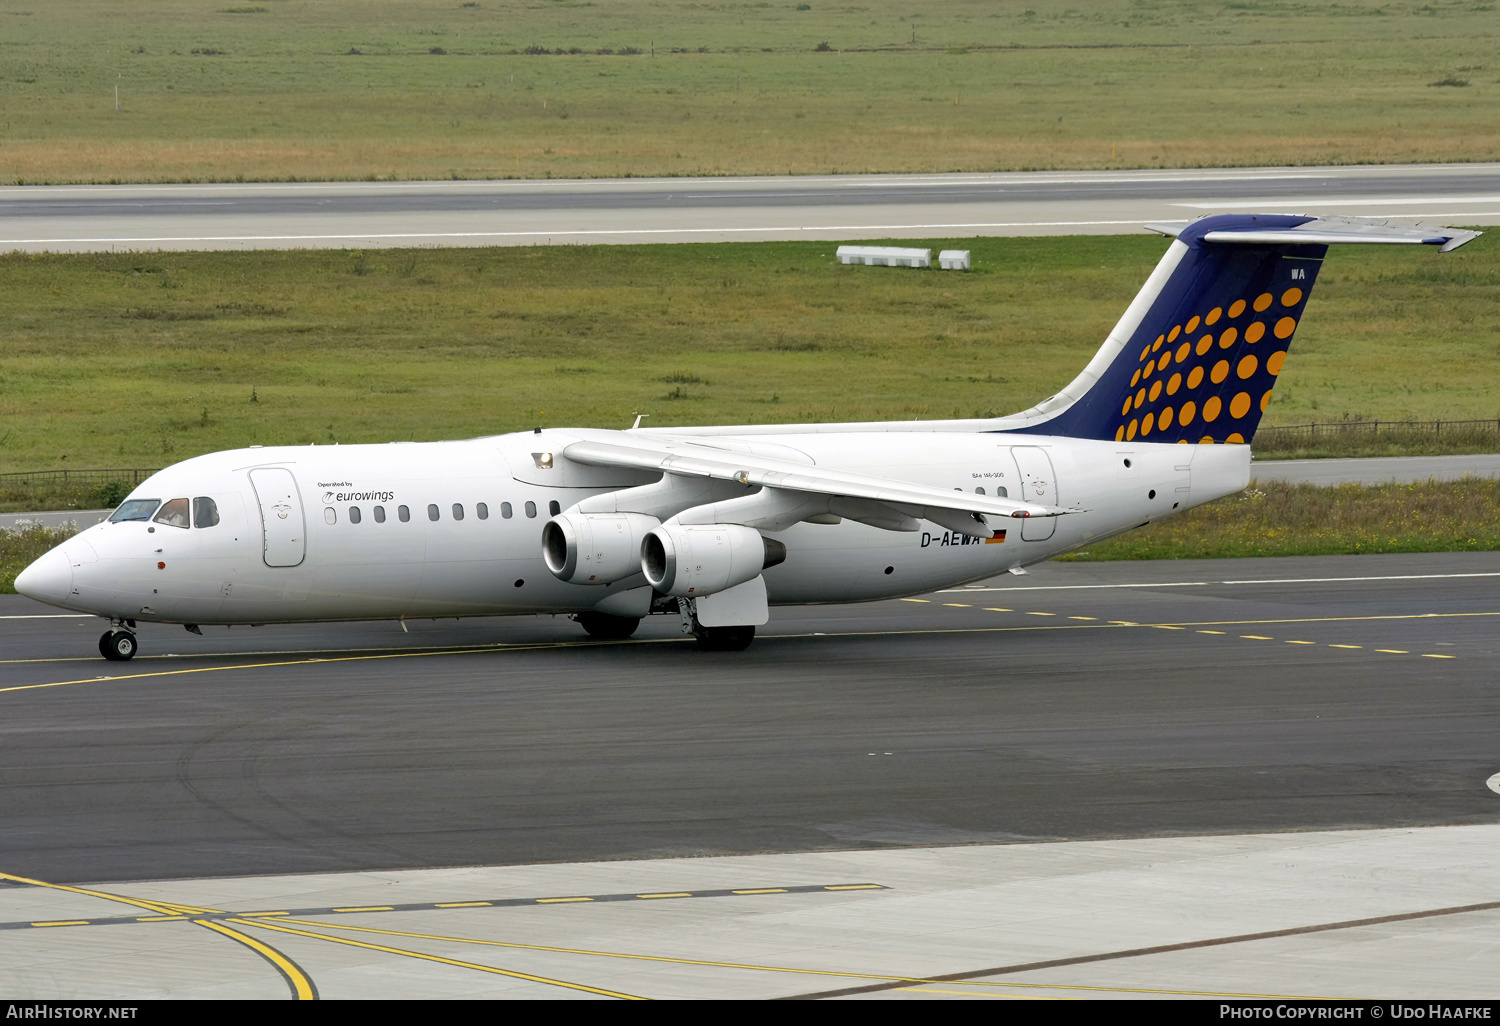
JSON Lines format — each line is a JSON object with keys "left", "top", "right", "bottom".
{"left": 99, "top": 630, "right": 138, "bottom": 661}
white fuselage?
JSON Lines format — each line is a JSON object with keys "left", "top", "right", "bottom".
{"left": 26, "top": 427, "right": 1249, "bottom": 627}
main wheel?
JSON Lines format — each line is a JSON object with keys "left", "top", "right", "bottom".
{"left": 99, "top": 630, "right": 138, "bottom": 661}
{"left": 574, "top": 611, "right": 642, "bottom": 641}
{"left": 695, "top": 625, "right": 755, "bottom": 652}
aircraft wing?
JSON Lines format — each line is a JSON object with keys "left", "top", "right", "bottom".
{"left": 562, "top": 436, "right": 1069, "bottom": 536}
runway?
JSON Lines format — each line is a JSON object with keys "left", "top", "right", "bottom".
{"left": 2, "top": 163, "right": 1498, "bottom": 251}
{"left": 2, "top": 552, "right": 1497, "bottom": 998}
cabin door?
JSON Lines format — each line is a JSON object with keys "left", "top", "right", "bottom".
{"left": 249, "top": 468, "right": 306, "bottom": 568}
{"left": 1010, "top": 446, "right": 1058, "bottom": 541}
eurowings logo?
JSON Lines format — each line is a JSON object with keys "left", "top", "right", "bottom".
{"left": 325, "top": 489, "right": 396, "bottom": 503}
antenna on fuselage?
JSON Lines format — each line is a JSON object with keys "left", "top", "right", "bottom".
{"left": 630, "top": 413, "right": 649, "bottom": 430}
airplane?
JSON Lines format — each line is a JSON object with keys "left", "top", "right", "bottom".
{"left": 15, "top": 214, "right": 1480, "bottom": 660}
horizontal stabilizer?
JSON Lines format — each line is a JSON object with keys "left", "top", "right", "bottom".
{"left": 1147, "top": 216, "right": 1481, "bottom": 253}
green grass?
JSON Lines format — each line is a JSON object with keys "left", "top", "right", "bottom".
{"left": 2, "top": 0, "right": 1497, "bottom": 182}
{"left": 1252, "top": 421, "right": 1500, "bottom": 460}
{"left": 1, "top": 523, "right": 77, "bottom": 594}
{"left": 1059, "top": 478, "right": 1500, "bottom": 560}
{"left": 1, "top": 233, "right": 1494, "bottom": 475}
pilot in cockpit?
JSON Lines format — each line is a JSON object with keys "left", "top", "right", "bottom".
{"left": 110, "top": 495, "right": 219, "bottom": 529}
{"left": 154, "top": 498, "right": 190, "bottom": 528}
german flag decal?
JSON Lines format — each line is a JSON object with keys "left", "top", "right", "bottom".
{"left": 986, "top": 530, "right": 1007, "bottom": 544}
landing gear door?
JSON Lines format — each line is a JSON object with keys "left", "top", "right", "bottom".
{"left": 249, "top": 467, "right": 306, "bottom": 568}
{"left": 1011, "top": 446, "right": 1058, "bottom": 541}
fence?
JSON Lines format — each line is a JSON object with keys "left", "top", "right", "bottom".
{"left": 1256, "top": 420, "right": 1500, "bottom": 445}
{"left": 0, "top": 468, "right": 160, "bottom": 490}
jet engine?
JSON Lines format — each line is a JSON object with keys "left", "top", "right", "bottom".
{"left": 542, "top": 512, "right": 659, "bottom": 584}
{"left": 640, "top": 522, "right": 786, "bottom": 597}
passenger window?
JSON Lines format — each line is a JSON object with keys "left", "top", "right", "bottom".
{"left": 398, "top": 505, "right": 410, "bottom": 522}
{"left": 374, "top": 505, "right": 386, "bottom": 523}
{"left": 192, "top": 497, "right": 220, "bottom": 528}
{"left": 153, "top": 498, "right": 190, "bottom": 529}
{"left": 996, "top": 486, "right": 1008, "bottom": 498}
{"left": 501, "top": 502, "right": 513, "bottom": 519}
{"left": 975, "top": 487, "right": 985, "bottom": 496}
{"left": 477, "top": 502, "right": 488, "bottom": 520}
{"left": 428, "top": 504, "right": 440, "bottom": 522}
{"left": 349, "top": 506, "right": 362, "bottom": 524}
{"left": 549, "top": 500, "right": 560, "bottom": 516}
{"left": 524, "top": 500, "right": 537, "bottom": 519}
{"left": 452, "top": 503, "right": 464, "bottom": 521}
{"left": 324, "top": 507, "right": 337, "bottom": 525}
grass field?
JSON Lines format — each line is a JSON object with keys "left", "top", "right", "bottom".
{"left": 1, "top": 232, "right": 1493, "bottom": 480}
{"left": 2, "top": 0, "right": 1497, "bottom": 183}
{"left": 1058, "top": 478, "right": 1500, "bottom": 560}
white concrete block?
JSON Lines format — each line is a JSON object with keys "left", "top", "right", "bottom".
{"left": 939, "top": 250, "right": 971, "bottom": 270}
{"left": 836, "top": 245, "right": 931, "bottom": 268}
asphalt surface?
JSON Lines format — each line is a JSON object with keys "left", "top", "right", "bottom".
{"left": 1250, "top": 453, "right": 1500, "bottom": 485}
{"left": 5, "top": 551, "right": 1498, "bottom": 886}
{"left": 2, "top": 163, "right": 1497, "bottom": 250}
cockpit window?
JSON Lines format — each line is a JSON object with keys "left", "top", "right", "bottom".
{"left": 193, "top": 496, "right": 220, "bottom": 529}
{"left": 110, "top": 499, "right": 161, "bottom": 523}
{"left": 153, "top": 498, "right": 191, "bottom": 529}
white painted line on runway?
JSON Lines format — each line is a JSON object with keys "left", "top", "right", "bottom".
{"left": 1177, "top": 196, "right": 1500, "bottom": 208}
{"left": 0, "top": 614, "right": 96, "bottom": 619}
{"left": 0, "top": 220, "right": 1150, "bottom": 247}
{"left": 1223, "top": 573, "right": 1500, "bottom": 585}
{"left": 944, "top": 582, "right": 1211, "bottom": 592}
{"left": 941, "top": 571, "right": 1500, "bottom": 593}
{"left": 1181, "top": 208, "right": 1500, "bottom": 221}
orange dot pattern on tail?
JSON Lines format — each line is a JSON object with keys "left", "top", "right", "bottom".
{"left": 1114, "top": 285, "right": 1306, "bottom": 444}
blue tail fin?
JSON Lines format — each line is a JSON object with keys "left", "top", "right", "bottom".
{"left": 1009, "top": 214, "right": 1479, "bottom": 444}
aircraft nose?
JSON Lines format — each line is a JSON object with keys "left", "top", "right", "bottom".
{"left": 14, "top": 547, "right": 74, "bottom": 607}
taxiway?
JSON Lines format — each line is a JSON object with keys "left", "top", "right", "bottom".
{"left": 2, "top": 552, "right": 1497, "bottom": 999}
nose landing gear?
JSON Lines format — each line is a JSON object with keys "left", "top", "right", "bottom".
{"left": 99, "top": 621, "right": 138, "bottom": 661}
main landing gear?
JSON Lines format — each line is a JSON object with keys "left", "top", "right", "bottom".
{"left": 99, "top": 623, "right": 138, "bottom": 661}
{"left": 572, "top": 604, "right": 756, "bottom": 650}
{"left": 573, "top": 610, "right": 642, "bottom": 641}
{"left": 693, "top": 624, "right": 755, "bottom": 652}
{"left": 677, "top": 597, "right": 756, "bottom": 652}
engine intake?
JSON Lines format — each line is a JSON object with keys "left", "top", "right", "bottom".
{"left": 641, "top": 522, "right": 785, "bottom": 597}
{"left": 543, "top": 512, "right": 659, "bottom": 584}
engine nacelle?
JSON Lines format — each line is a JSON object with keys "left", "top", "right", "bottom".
{"left": 641, "top": 522, "right": 786, "bottom": 597}
{"left": 543, "top": 512, "right": 660, "bottom": 585}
